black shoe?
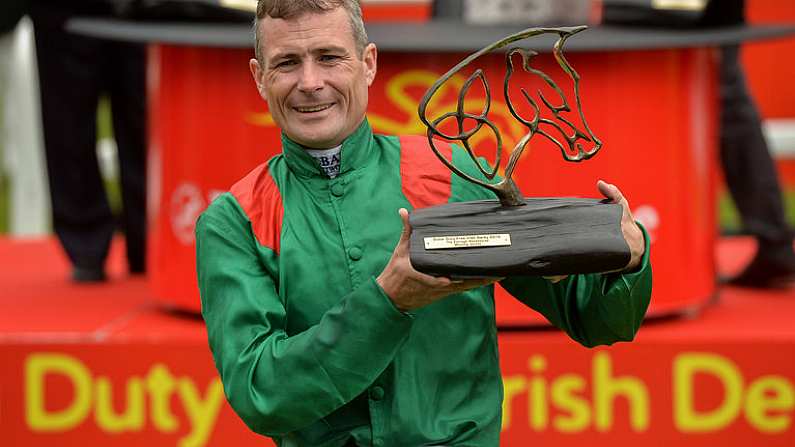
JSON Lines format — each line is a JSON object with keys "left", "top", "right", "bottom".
{"left": 71, "top": 266, "right": 107, "bottom": 283}
{"left": 727, "top": 245, "right": 795, "bottom": 289}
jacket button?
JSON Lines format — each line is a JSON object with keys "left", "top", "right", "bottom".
{"left": 370, "top": 386, "right": 385, "bottom": 401}
{"left": 330, "top": 183, "right": 344, "bottom": 197}
{"left": 349, "top": 246, "right": 363, "bottom": 261}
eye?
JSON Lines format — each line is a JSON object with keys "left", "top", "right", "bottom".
{"left": 273, "top": 59, "right": 297, "bottom": 69}
{"left": 319, "top": 54, "right": 341, "bottom": 63}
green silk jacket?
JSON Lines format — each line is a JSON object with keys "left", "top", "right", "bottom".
{"left": 195, "top": 120, "right": 652, "bottom": 447}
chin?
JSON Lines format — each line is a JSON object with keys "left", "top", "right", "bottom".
{"left": 295, "top": 130, "right": 341, "bottom": 148}
{"left": 295, "top": 135, "right": 335, "bottom": 149}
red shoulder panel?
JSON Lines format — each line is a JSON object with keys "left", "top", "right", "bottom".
{"left": 229, "top": 163, "right": 284, "bottom": 254}
{"left": 399, "top": 135, "right": 452, "bottom": 209}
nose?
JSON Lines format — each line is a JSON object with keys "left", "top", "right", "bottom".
{"left": 297, "top": 61, "right": 323, "bottom": 93}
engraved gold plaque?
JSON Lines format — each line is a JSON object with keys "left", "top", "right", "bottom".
{"left": 423, "top": 234, "right": 512, "bottom": 250}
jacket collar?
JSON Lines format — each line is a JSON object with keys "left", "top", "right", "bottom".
{"left": 281, "top": 119, "right": 374, "bottom": 178}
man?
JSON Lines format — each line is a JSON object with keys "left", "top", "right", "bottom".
{"left": 30, "top": 0, "right": 147, "bottom": 281}
{"left": 603, "top": 0, "right": 795, "bottom": 288}
{"left": 196, "top": 1, "right": 652, "bottom": 445}
{"left": 705, "top": 0, "right": 795, "bottom": 288}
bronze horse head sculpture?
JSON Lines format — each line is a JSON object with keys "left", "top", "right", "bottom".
{"left": 418, "top": 26, "right": 602, "bottom": 207}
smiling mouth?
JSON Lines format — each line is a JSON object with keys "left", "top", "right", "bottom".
{"left": 294, "top": 103, "right": 334, "bottom": 113}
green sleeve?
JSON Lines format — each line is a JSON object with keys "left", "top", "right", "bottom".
{"left": 195, "top": 196, "right": 414, "bottom": 436}
{"left": 500, "top": 224, "right": 652, "bottom": 347}
{"left": 448, "top": 145, "right": 653, "bottom": 347}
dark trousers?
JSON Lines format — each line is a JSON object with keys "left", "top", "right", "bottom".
{"left": 31, "top": 5, "right": 146, "bottom": 271}
{"left": 719, "top": 45, "right": 792, "bottom": 246}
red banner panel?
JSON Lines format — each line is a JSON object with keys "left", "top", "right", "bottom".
{"left": 498, "top": 337, "right": 795, "bottom": 446}
{"left": 2, "top": 248, "right": 792, "bottom": 447}
{"left": 3, "top": 329, "right": 794, "bottom": 446}
{"left": 1, "top": 344, "right": 264, "bottom": 447}
{"left": 147, "top": 45, "right": 718, "bottom": 324}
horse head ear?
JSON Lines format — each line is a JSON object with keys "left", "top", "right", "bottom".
{"left": 503, "top": 48, "right": 542, "bottom": 131}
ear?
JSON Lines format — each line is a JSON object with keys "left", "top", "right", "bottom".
{"left": 249, "top": 58, "right": 267, "bottom": 101}
{"left": 362, "top": 43, "right": 377, "bottom": 87}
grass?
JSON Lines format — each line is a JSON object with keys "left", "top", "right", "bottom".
{"left": 0, "top": 170, "right": 7, "bottom": 234}
{"left": 0, "top": 89, "right": 6, "bottom": 234}
{"left": 787, "top": 193, "right": 795, "bottom": 228}
{"left": 718, "top": 194, "right": 742, "bottom": 234}
{"left": 97, "top": 97, "right": 122, "bottom": 214}
{"left": 97, "top": 96, "right": 113, "bottom": 140}
{"left": 719, "top": 189, "right": 795, "bottom": 235}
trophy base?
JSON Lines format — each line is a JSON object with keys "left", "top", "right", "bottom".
{"left": 408, "top": 198, "right": 630, "bottom": 277}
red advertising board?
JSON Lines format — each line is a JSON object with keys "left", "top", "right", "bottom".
{"left": 2, "top": 344, "right": 251, "bottom": 447}
{"left": 4, "top": 312, "right": 794, "bottom": 446}
{"left": 498, "top": 336, "right": 795, "bottom": 446}
{"left": 147, "top": 44, "right": 717, "bottom": 323}
{"left": 1, "top": 235, "right": 791, "bottom": 447}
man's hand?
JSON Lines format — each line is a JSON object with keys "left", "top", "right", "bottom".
{"left": 598, "top": 180, "right": 645, "bottom": 271}
{"left": 376, "top": 208, "right": 499, "bottom": 312}
{"left": 544, "top": 180, "right": 645, "bottom": 282}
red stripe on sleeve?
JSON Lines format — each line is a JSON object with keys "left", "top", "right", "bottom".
{"left": 399, "top": 135, "right": 453, "bottom": 209}
{"left": 229, "top": 163, "right": 284, "bottom": 254}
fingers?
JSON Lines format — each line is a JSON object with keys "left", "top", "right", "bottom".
{"left": 444, "top": 277, "right": 500, "bottom": 293}
{"left": 597, "top": 180, "right": 623, "bottom": 204}
{"left": 413, "top": 273, "right": 496, "bottom": 290}
{"left": 597, "top": 180, "right": 625, "bottom": 204}
{"left": 597, "top": 181, "right": 644, "bottom": 270}
{"left": 414, "top": 271, "right": 452, "bottom": 288}
{"left": 543, "top": 275, "right": 568, "bottom": 283}
{"left": 398, "top": 208, "right": 411, "bottom": 243}
{"left": 423, "top": 276, "right": 496, "bottom": 292}
{"left": 458, "top": 277, "right": 500, "bottom": 287}
{"left": 597, "top": 180, "right": 612, "bottom": 200}
{"left": 598, "top": 180, "right": 633, "bottom": 220}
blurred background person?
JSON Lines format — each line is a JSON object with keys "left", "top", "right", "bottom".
{"left": 602, "top": 0, "right": 795, "bottom": 288}
{"left": 707, "top": 0, "right": 795, "bottom": 288}
{"left": 30, "top": 0, "right": 147, "bottom": 282}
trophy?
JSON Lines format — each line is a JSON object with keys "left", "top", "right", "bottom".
{"left": 409, "top": 26, "right": 630, "bottom": 278}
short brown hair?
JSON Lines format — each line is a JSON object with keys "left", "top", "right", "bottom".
{"left": 254, "top": 0, "right": 368, "bottom": 63}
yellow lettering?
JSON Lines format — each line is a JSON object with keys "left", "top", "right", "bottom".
{"left": 177, "top": 377, "right": 224, "bottom": 447}
{"left": 593, "top": 351, "right": 649, "bottom": 432}
{"left": 745, "top": 376, "right": 794, "bottom": 433}
{"left": 94, "top": 376, "right": 145, "bottom": 432}
{"left": 25, "top": 353, "right": 92, "bottom": 431}
{"left": 146, "top": 364, "right": 179, "bottom": 432}
{"left": 674, "top": 352, "right": 743, "bottom": 432}
{"left": 528, "top": 355, "right": 548, "bottom": 431}
{"left": 501, "top": 375, "right": 527, "bottom": 430}
{"left": 551, "top": 375, "right": 590, "bottom": 433}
